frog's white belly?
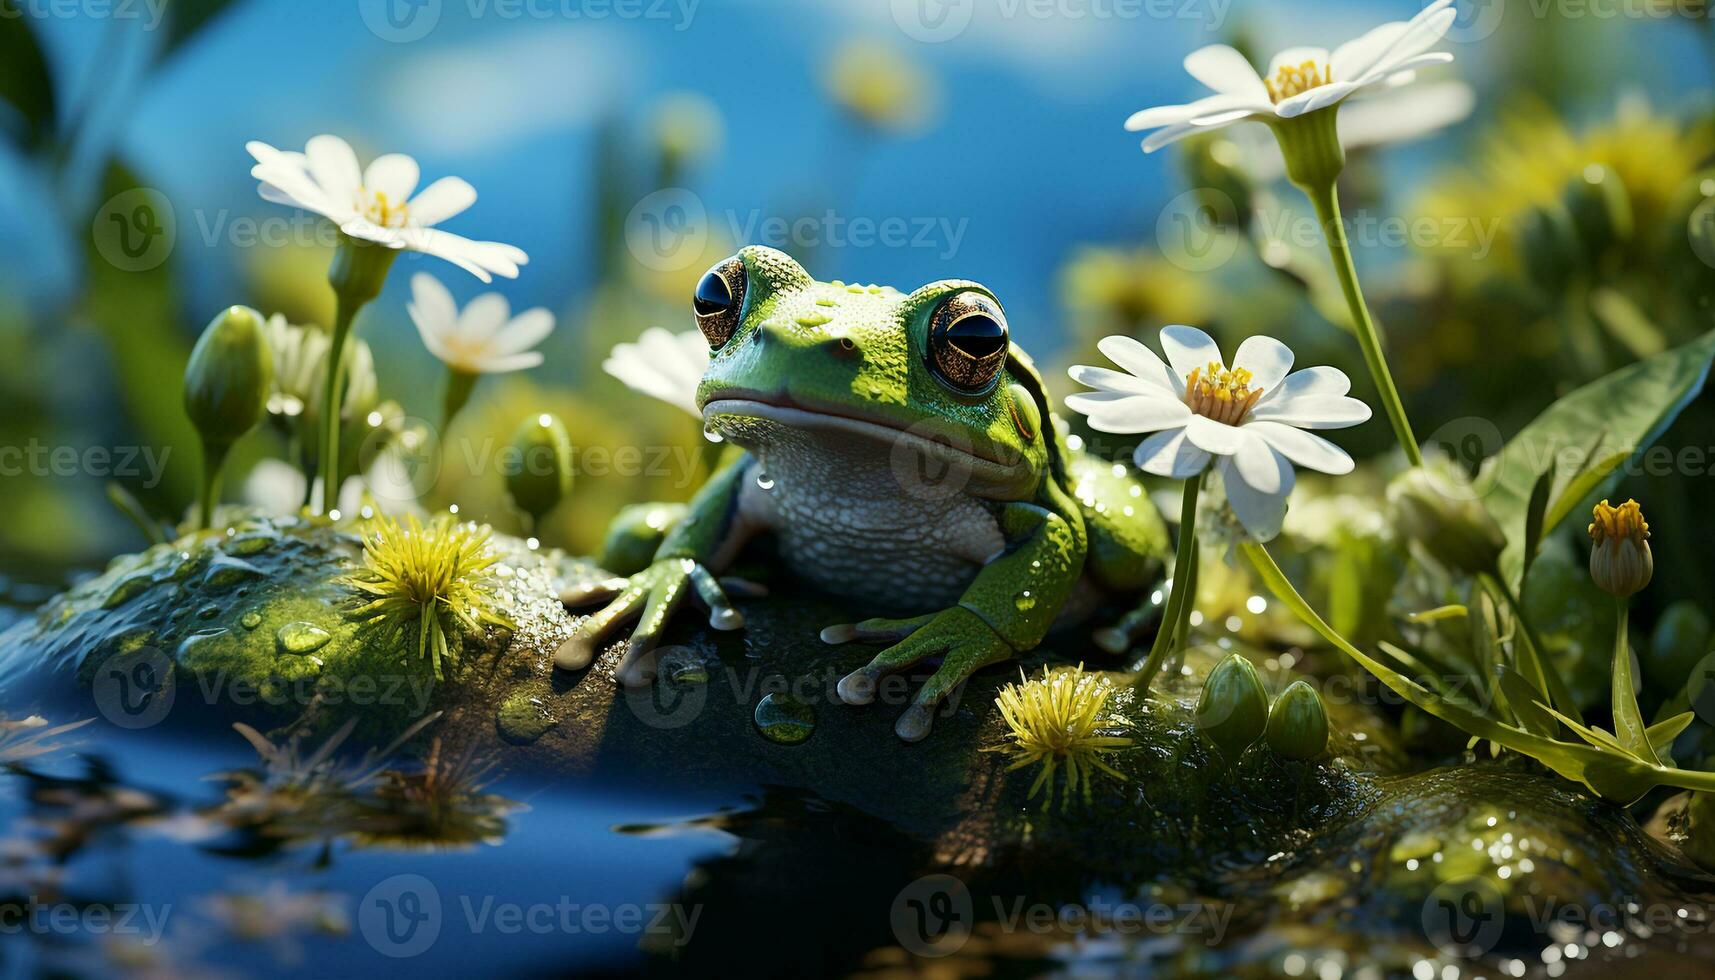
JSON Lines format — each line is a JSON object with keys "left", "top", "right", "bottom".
{"left": 733, "top": 434, "right": 1006, "bottom": 612}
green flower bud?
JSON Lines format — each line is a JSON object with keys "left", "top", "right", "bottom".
{"left": 1649, "top": 601, "right": 1711, "bottom": 701}
{"left": 506, "top": 413, "right": 573, "bottom": 524}
{"left": 1588, "top": 498, "right": 1652, "bottom": 599}
{"left": 184, "top": 305, "right": 274, "bottom": 449}
{"left": 1562, "top": 164, "right": 1632, "bottom": 261}
{"left": 1266, "top": 680, "right": 1330, "bottom": 761}
{"left": 1195, "top": 654, "right": 1269, "bottom": 762}
{"left": 1386, "top": 452, "right": 1506, "bottom": 575}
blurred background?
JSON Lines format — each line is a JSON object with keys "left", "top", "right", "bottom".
{"left": 1, "top": 0, "right": 1712, "bottom": 612}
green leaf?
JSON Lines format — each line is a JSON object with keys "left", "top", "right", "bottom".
{"left": 0, "top": 2, "right": 56, "bottom": 147}
{"left": 1486, "top": 329, "right": 1715, "bottom": 586}
{"left": 1544, "top": 449, "right": 1628, "bottom": 534}
{"left": 1647, "top": 712, "right": 1696, "bottom": 757}
{"left": 1243, "top": 540, "right": 1715, "bottom": 804}
{"left": 1496, "top": 665, "right": 1558, "bottom": 738}
{"left": 1612, "top": 607, "right": 1660, "bottom": 765}
{"left": 1521, "top": 458, "right": 1556, "bottom": 585}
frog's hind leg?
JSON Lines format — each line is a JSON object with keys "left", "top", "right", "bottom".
{"left": 598, "top": 502, "right": 689, "bottom": 576}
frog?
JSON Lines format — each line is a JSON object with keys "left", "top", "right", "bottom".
{"left": 557, "top": 246, "right": 1169, "bottom": 741}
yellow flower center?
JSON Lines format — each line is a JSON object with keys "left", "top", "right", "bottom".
{"left": 1265, "top": 60, "right": 1331, "bottom": 104}
{"left": 1588, "top": 498, "right": 1649, "bottom": 546}
{"left": 359, "top": 188, "right": 410, "bottom": 229}
{"left": 1185, "top": 361, "right": 1264, "bottom": 426}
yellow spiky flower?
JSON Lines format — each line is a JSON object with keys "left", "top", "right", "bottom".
{"left": 339, "top": 515, "right": 515, "bottom": 679}
{"left": 1588, "top": 498, "right": 1653, "bottom": 598}
{"left": 986, "top": 664, "right": 1133, "bottom": 811}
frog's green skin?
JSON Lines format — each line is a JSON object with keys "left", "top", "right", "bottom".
{"left": 558, "top": 247, "right": 1168, "bottom": 741}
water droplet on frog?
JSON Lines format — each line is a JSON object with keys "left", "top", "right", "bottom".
{"left": 755, "top": 472, "right": 775, "bottom": 491}
{"left": 240, "top": 612, "right": 262, "bottom": 630}
{"left": 703, "top": 425, "right": 724, "bottom": 444}
{"left": 754, "top": 692, "right": 815, "bottom": 745}
{"left": 1013, "top": 591, "right": 1036, "bottom": 612}
{"left": 276, "top": 621, "right": 332, "bottom": 655}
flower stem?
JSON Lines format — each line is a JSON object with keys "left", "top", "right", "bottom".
{"left": 442, "top": 368, "right": 479, "bottom": 434}
{"left": 1611, "top": 601, "right": 1659, "bottom": 764}
{"left": 1138, "top": 476, "right": 1200, "bottom": 691}
{"left": 197, "top": 439, "right": 229, "bottom": 531}
{"left": 316, "top": 238, "right": 397, "bottom": 514}
{"left": 1301, "top": 180, "right": 1423, "bottom": 468}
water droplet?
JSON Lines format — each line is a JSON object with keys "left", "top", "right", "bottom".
{"left": 1014, "top": 591, "right": 1036, "bottom": 612}
{"left": 755, "top": 472, "right": 775, "bottom": 491}
{"left": 174, "top": 628, "right": 227, "bottom": 661}
{"left": 703, "top": 426, "right": 724, "bottom": 444}
{"left": 660, "top": 648, "right": 709, "bottom": 685}
{"left": 276, "top": 621, "right": 332, "bottom": 655}
{"left": 754, "top": 692, "right": 815, "bottom": 745}
{"left": 240, "top": 612, "right": 262, "bottom": 630}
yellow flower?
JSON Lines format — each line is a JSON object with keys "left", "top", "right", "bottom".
{"left": 1588, "top": 498, "right": 1652, "bottom": 598}
{"left": 823, "top": 40, "right": 937, "bottom": 133}
{"left": 986, "top": 664, "right": 1133, "bottom": 810}
{"left": 340, "top": 515, "right": 515, "bottom": 678}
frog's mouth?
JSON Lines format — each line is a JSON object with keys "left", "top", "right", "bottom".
{"left": 701, "top": 390, "right": 1035, "bottom": 498}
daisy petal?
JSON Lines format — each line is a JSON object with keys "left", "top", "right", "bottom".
{"left": 473, "top": 351, "right": 544, "bottom": 374}
{"left": 1133, "top": 427, "right": 1210, "bottom": 479}
{"left": 305, "top": 134, "right": 361, "bottom": 205}
{"left": 1064, "top": 392, "right": 1191, "bottom": 434}
{"left": 1275, "top": 80, "right": 1360, "bottom": 118}
{"left": 1184, "top": 414, "right": 1247, "bottom": 456}
{"left": 1230, "top": 429, "right": 1283, "bottom": 494}
{"left": 1331, "top": 21, "right": 1412, "bottom": 81}
{"left": 1246, "top": 421, "right": 1355, "bottom": 475}
{"left": 1231, "top": 335, "right": 1294, "bottom": 392}
{"left": 1068, "top": 364, "right": 1172, "bottom": 398}
{"left": 1125, "top": 102, "right": 1205, "bottom": 132}
{"left": 1256, "top": 365, "right": 1351, "bottom": 409}
{"left": 1363, "top": 51, "right": 1455, "bottom": 86}
{"left": 1248, "top": 394, "right": 1372, "bottom": 430}
{"left": 1142, "top": 122, "right": 1203, "bottom": 153}
{"left": 457, "top": 293, "right": 511, "bottom": 340}
{"left": 1159, "top": 325, "right": 1222, "bottom": 381}
{"left": 1219, "top": 453, "right": 1293, "bottom": 543}
{"left": 1097, "top": 335, "right": 1180, "bottom": 395}
{"left": 1184, "top": 44, "right": 1268, "bottom": 100}
{"left": 490, "top": 308, "right": 555, "bottom": 355}
{"left": 363, "top": 153, "right": 421, "bottom": 204}
{"left": 409, "top": 273, "right": 459, "bottom": 332}
{"left": 407, "top": 177, "right": 477, "bottom": 226}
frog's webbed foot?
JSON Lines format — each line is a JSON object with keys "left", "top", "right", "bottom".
{"left": 825, "top": 607, "right": 1014, "bottom": 742}
{"left": 556, "top": 559, "right": 747, "bottom": 685}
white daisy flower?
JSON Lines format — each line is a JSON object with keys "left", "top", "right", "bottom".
{"left": 602, "top": 327, "right": 710, "bottom": 418}
{"left": 246, "top": 134, "right": 527, "bottom": 283}
{"left": 407, "top": 273, "right": 555, "bottom": 375}
{"left": 1124, "top": 0, "right": 1458, "bottom": 153}
{"left": 1066, "top": 327, "right": 1371, "bottom": 542}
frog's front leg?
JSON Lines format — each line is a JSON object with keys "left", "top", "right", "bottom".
{"left": 556, "top": 455, "right": 765, "bottom": 685}
{"left": 829, "top": 488, "right": 1088, "bottom": 742}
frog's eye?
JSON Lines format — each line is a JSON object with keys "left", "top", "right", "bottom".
{"left": 693, "top": 257, "right": 747, "bottom": 348}
{"left": 927, "top": 292, "right": 1009, "bottom": 394}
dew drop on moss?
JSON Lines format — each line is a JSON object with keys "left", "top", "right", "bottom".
{"left": 240, "top": 612, "right": 262, "bottom": 630}
{"left": 276, "top": 622, "right": 332, "bottom": 656}
{"left": 753, "top": 692, "right": 815, "bottom": 745}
